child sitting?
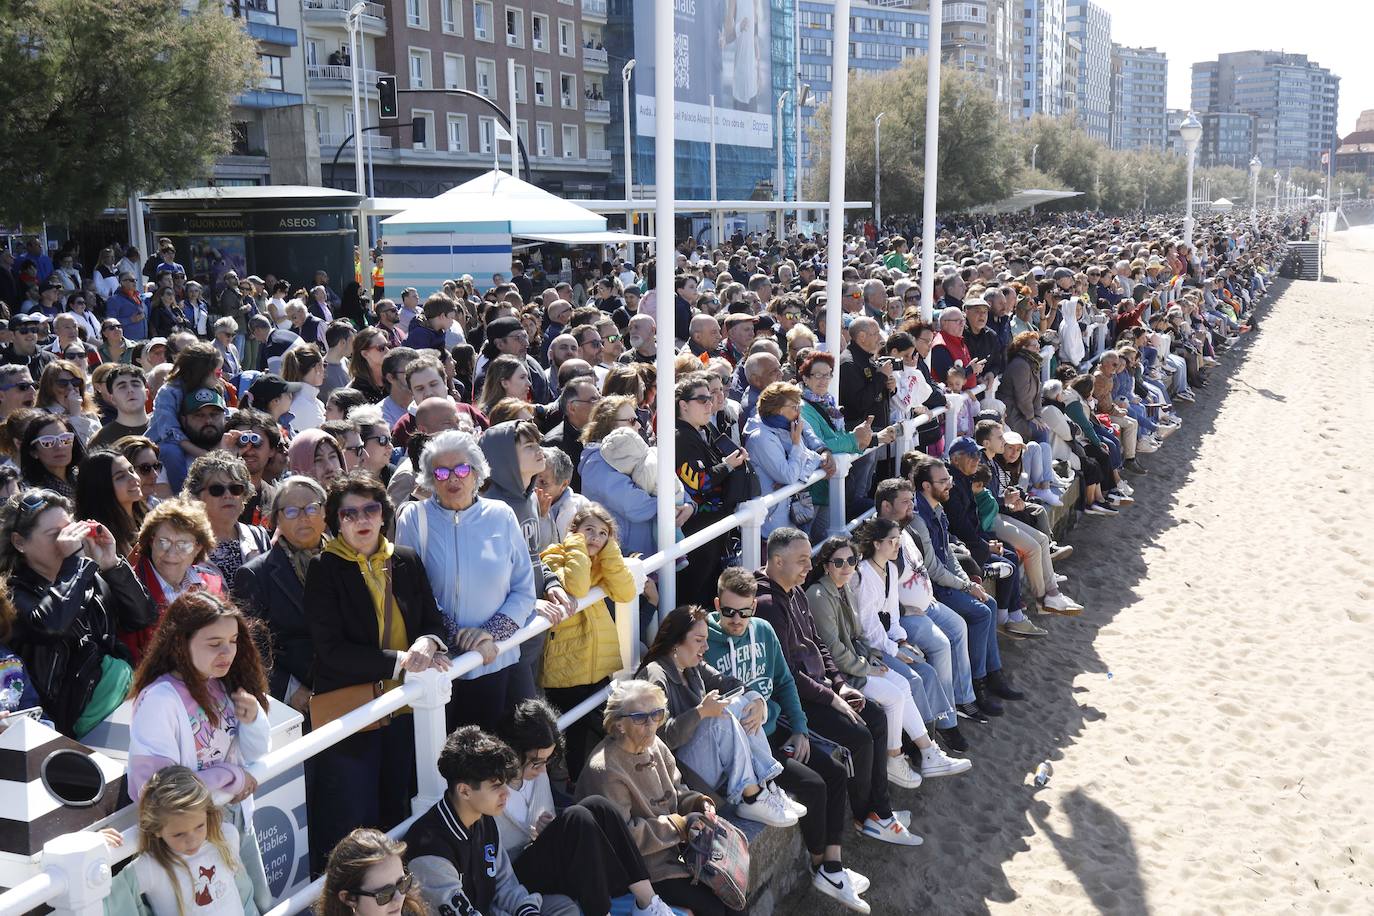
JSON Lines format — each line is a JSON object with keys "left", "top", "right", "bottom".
{"left": 103, "top": 765, "right": 259, "bottom": 915}
{"left": 968, "top": 465, "right": 1015, "bottom": 581}
{"left": 596, "top": 427, "right": 689, "bottom": 567}
{"left": 944, "top": 365, "right": 977, "bottom": 439}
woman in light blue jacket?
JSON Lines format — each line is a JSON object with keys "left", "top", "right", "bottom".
{"left": 742, "top": 382, "right": 824, "bottom": 537}
{"left": 395, "top": 429, "right": 537, "bottom": 730}
{"left": 576, "top": 395, "right": 660, "bottom": 557}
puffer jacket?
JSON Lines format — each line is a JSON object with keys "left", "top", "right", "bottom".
{"left": 578, "top": 442, "right": 658, "bottom": 556}
{"left": 538, "top": 533, "right": 636, "bottom": 689}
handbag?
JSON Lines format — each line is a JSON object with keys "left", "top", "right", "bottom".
{"left": 788, "top": 488, "right": 817, "bottom": 526}
{"left": 309, "top": 561, "right": 396, "bottom": 732}
{"left": 681, "top": 812, "right": 750, "bottom": 910}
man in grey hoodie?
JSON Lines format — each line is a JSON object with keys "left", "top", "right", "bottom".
{"left": 479, "top": 420, "right": 576, "bottom": 698}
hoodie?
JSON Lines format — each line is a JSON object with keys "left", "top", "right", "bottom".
{"left": 752, "top": 569, "right": 847, "bottom": 709}
{"left": 704, "top": 614, "right": 808, "bottom": 737}
{"left": 479, "top": 422, "right": 561, "bottom": 595}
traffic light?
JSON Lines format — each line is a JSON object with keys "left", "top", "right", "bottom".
{"left": 377, "top": 76, "right": 398, "bottom": 119}
{"left": 411, "top": 117, "right": 427, "bottom": 147}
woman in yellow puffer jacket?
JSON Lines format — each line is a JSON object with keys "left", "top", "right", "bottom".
{"left": 539, "top": 504, "right": 638, "bottom": 778}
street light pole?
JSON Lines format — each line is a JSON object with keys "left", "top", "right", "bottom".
{"left": 346, "top": 3, "right": 371, "bottom": 291}
{"left": 1249, "top": 156, "right": 1261, "bottom": 227}
{"left": 1031, "top": 143, "right": 1039, "bottom": 172}
{"left": 918, "top": 0, "right": 943, "bottom": 323}
{"left": 794, "top": 83, "right": 810, "bottom": 214}
{"left": 776, "top": 90, "right": 790, "bottom": 237}
{"left": 873, "top": 112, "right": 885, "bottom": 231}
{"left": 1178, "top": 111, "right": 1202, "bottom": 249}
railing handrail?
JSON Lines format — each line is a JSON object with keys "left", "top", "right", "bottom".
{"left": 0, "top": 869, "right": 63, "bottom": 914}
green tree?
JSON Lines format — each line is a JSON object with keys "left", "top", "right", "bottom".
{"left": 0, "top": 0, "right": 260, "bottom": 225}
{"left": 806, "top": 59, "right": 1019, "bottom": 215}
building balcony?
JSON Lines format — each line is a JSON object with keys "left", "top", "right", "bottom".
{"left": 581, "top": 0, "right": 608, "bottom": 22}
{"left": 307, "top": 64, "right": 383, "bottom": 95}
{"left": 585, "top": 98, "right": 611, "bottom": 121}
{"left": 588, "top": 147, "right": 612, "bottom": 162}
{"left": 303, "top": 0, "right": 387, "bottom": 35}
{"left": 583, "top": 46, "right": 609, "bottom": 72}
{"left": 319, "top": 132, "right": 393, "bottom": 155}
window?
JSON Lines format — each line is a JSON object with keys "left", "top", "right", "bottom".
{"left": 474, "top": 0, "right": 493, "bottom": 41}
{"left": 441, "top": 0, "right": 461, "bottom": 34}
{"left": 443, "top": 53, "right": 466, "bottom": 90}
{"left": 304, "top": 39, "right": 321, "bottom": 67}
{"left": 517, "top": 119, "right": 529, "bottom": 152}
{"left": 408, "top": 48, "right": 431, "bottom": 90}
{"left": 533, "top": 68, "right": 550, "bottom": 105}
{"left": 479, "top": 116, "right": 496, "bottom": 154}
{"left": 561, "top": 124, "right": 578, "bottom": 158}
{"left": 447, "top": 113, "right": 468, "bottom": 151}
{"left": 558, "top": 19, "right": 574, "bottom": 56}
{"left": 513, "top": 64, "right": 527, "bottom": 102}
{"left": 406, "top": 0, "right": 427, "bottom": 29}
{"left": 531, "top": 13, "right": 548, "bottom": 51}
{"left": 475, "top": 58, "right": 498, "bottom": 99}
{"left": 411, "top": 109, "right": 433, "bottom": 150}
{"left": 536, "top": 121, "right": 552, "bottom": 157}
{"left": 258, "top": 54, "right": 284, "bottom": 91}
{"left": 560, "top": 73, "right": 576, "bottom": 108}
{"left": 506, "top": 8, "right": 524, "bottom": 46}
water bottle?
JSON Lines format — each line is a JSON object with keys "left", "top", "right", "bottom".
{"left": 1033, "top": 761, "right": 1053, "bottom": 787}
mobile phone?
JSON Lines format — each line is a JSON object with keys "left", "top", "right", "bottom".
{"left": 714, "top": 434, "right": 740, "bottom": 456}
{"left": 718, "top": 686, "right": 745, "bottom": 702}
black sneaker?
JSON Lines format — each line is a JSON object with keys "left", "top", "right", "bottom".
{"left": 936, "top": 725, "right": 969, "bottom": 752}
{"left": 972, "top": 680, "right": 1005, "bottom": 717}
{"left": 985, "top": 670, "right": 1026, "bottom": 701}
{"left": 1124, "top": 458, "right": 1149, "bottom": 475}
{"left": 956, "top": 702, "right": 990, "bottom": 724}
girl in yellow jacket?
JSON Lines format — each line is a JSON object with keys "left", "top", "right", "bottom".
{"left": 539, "top": 504, "right": 638, "bottom": 779}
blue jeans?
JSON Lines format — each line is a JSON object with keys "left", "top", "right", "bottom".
{"left": 846, "top": 449, "right": 880, "bottom": 518}
{"left": 673, "top": 693, "right": 784, "bottom": 805}
{"left": 161, "top": 440, "right": 191, "bottom": 494}
{"left": 880, "top": 650, "right": 955, "bottom": 730}
{"left": 901, "top": 603, "right": 974, "bottom": 708}
{"left": 1125, "top": 399, "right": 1157, "bottom": 434}
{"left": 933, "top": 587, "right": 1001, "bottom": 679}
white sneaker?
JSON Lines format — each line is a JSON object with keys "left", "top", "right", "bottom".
{"left": 859, "top": 813, "right": 923, "bottom": 846}
{"left": 920, "top": 745, "right": 974, "bottom": 777}
{"left": 1054, "top": 572, "right": 1069, "bottom": 584}
{"left": 735, "top": 786, "right": 798, "bottom": 828}
{"left": 768, "top": 782, "right": 807, "bottom": 819}
{"left": 1043, "top": 593, "right": 1084, "bottom": 613}
{"left": 1176, "top": 390, "right": 1196, "bottom": 403}
{"left": 1135, "top": 438, "right": 1159, "bottom": 454}
{"left": 1032, "top": 488, "right": 1063, "bottom": 506}
{"left": 1049, "top": 542, "right": 1073, "bottom": 561}
{"left": 1117, "top": 481, "right": 1134, "bottom": 496}
{"left": 812, "top": 865, "right": 871, "bottom": 913}
{"left": 1107, "top": 492, "right": 1134, "bottom": 507}
{"left": 886, "top": 755, "right": 923, "bottom": 789}
{"left": 1155, "top": 424, "right": 1176, "bottom": 438}
{"left": 986, "top": 561, "right": 1014, "bottom": 579}
{"left": 845, "top": 868, "right": 871, "bottom": 893}
{"left": 633, "top": 895, "right": 677, "bottom": 916}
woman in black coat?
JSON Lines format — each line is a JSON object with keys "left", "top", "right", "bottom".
{"left": 304, "top": 472, "right": 450, "bottom": 871}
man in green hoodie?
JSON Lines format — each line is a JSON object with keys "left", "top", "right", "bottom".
{"left": 704, "top": 567, "right": 873, "bottom": 914}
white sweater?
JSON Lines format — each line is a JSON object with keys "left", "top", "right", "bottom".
{"left": 850, "top": 559, "right": 905, "bottom": 657}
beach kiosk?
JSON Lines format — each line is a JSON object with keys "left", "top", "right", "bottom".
{"left": 381, "top": 170, "right": 650, "bottom": 297}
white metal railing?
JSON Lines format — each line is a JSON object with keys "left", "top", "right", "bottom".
{"left": 318, "top": 131, "right": 393, "bottom": 151}
{"left": 583, "top": 46, "right": 609, "bottom": 68}
{"left": 582, "top": 0, "right": 608, "bottom": 17}
{"left": 585, "top": 98, "right": 611, "bottom": 115}
{"left": 0, "top": 371, "right": 995, "bottom": 913}
{"left": 589, "top": 148, "right": 613, "bottom": 161}
{"left": 304, "top": 0, "right": 385, "bottom": 18}
{"left": 307, "top": 64, "right": 383, "bottom": 86}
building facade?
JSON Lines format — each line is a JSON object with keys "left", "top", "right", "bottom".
{"left": 941, "top": 0, "right": 1019, "bottom": 118}
{"left": 1200, "top": 111, "right": 1255, "bottom": 168}
{"left": 1335, "top": 109, "right": 1374, "bottom": 180}
{"left": 1190, "top": 50, "right": 1340, "bottom": 170}
{"left": 797, "top": 1, "right": 929, "bottom": 178}
{"left": 1065, "top": 1, "right": 1110, "bottom": 143}
{"left": 1019, "top": 0, "right": 1067, "bottom": 119}
{"left": 1109, "top": 44, "right": 1167, "bottom": 151}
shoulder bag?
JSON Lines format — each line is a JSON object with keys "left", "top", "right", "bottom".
{"left": 308, "top": 560, "right": 395, "bottom": 732}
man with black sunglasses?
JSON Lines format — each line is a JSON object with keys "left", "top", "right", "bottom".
{"left": 0, "top": 313, "right": 56, "bottom": 378}
{"left": 0, "top": 364, "right": 37, "bottom": 421}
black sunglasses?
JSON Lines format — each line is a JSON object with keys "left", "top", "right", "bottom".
{"left": 717, "top": 605, "right": 754, "bottom": 619}
{"left": 135, "top": 460, "right": 164, "bottom": 475}
{"left": 201, "top": 482, "right": 247, "bottom": 498}
{"left": 828, "top": 555, "right": 859, "bottom": 568}
{"left": 353, "top": 871, "right": 417, "bottom": 906}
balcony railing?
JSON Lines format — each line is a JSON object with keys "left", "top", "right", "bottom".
{"left": 318, "top": 132, "right": 393, "bottom": 151}
{"left": 307, "top": 64, "right": 383, "bottom": 88}
{"left": 581, "top": 0, "right": 608, "bottom": 18}
{"left": 303, "top": 0, "right": 385, "bottom": 19}
{"left": 588, "top": 147, "right": 612, "bottom": 161}
{"left": 583, "top": 46, "right": 609, "bottom": 68}
{"left": 585, "top": 98, "right": 611, "bottom": 115}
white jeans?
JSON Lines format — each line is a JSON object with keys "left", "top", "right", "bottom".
{"left": 860, "top": 666, "right": 928, "bottom": 752}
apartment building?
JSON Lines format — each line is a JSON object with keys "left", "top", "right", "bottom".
{"left": 1109, "top": 44, "right": 1167, "bottom": 151}
{"left": 1065, "top": 1, "right": 1109, "bottom": 143}
{"left": 941, "top": 0, "right": 1020, "bottom": 118}
{"left": 1019, "top": 0, "right": 1066, "bottom": 119}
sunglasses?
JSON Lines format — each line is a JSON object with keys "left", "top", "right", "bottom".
{"left": 17, "top": 491, "right": 53, "bottom": 520}
{"left": 235, "top": 432, "right": 265, "bottom": 448}
{"left": 338, "top": 501, "right": 383, "bottom": 522}
{"left": 53, "top": 377, "right": 81, "bottom": 390}
{"left": 682, "top": 394, "right": 712, "bottom": 404}
{"left": 618, "top": 707, "right": 667, "bottom": 725}
{"left": 279, "top": 502, "right": 323, "bottom": 520}
{"left": 364, "top": 434, "right": 392, "bottom": 447}
{"left": 0, "top": 381, "right": 35, "bottom": 392}
{"left": 154, "top": 537, "right": 198, "bottom": 556}
{"left": 135, "top": 461, "right": 164, "bottom": 475}
{"left": 368, "top": 343, "right": 392, "bottom": 353}
{"left": 353, "top": 871, "right": 418, "bottom": 906}
{"left": 828, "top": 555, "right": 859, "bottom": 568}
{"left": 201, "top": 482, "right": 247, "bottom": 498}
{"left": 432, "top": 464, "right": 473, "bottom": 482}
{"left": 15, "top": 327, "right": 40, "bottom": 335}
{"left": 603, "top": 334, "right": 621, "bottom": 344}
{"left": 35, "top": 433, "right": 75, "bottom": 449}
{"left": 717, "top": 605, "right": 754, "bottom": 619}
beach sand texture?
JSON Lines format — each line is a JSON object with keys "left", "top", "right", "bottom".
{"left": 781, "top": 225, "right": 1374, "bottom": 915}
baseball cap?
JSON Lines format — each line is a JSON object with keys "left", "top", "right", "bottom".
{"left": 947, "top": 436, "right": 981, "bottom": 458}
{"left": 247, "top": 373, "right": 300, "bottom": 407}
{"left": 183, "top": 387, "right": 227, "bottom": 413}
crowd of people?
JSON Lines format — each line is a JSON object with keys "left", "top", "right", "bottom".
{"left": 0, "top": 206, "right": 1283, "bottom": 915}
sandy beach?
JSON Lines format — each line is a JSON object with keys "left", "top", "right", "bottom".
{"left": 782, "top": 225, "right": 1374, "bottom": 915}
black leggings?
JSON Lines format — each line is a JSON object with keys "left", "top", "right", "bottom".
{"left": 514, "top": 795, "right": 650, "bottom": 915}
{"left": 798, "top": 699, "right": 891, "bottom": 822}
{"left": 768, "top": 730, "right": 848, "bottom": 852}
{"left": 655, "top": 876, "right": 748, "bottom": 915}
{"left": 542, "top": 680, "right": 609, "bottom": 781}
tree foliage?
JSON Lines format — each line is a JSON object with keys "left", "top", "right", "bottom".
{"left": 805, "top": 60, "right": 1020, "bottom": 214}
{"left": 0, "top": 0, "right": 261, "bottom": 225}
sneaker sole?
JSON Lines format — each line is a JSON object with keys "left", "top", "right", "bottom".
{"left": 1042, "top": 605, "right": 1083, "bottom": 617}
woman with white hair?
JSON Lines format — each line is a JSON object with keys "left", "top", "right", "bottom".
{"left": 395, "top": 429, "right": 537, "bottom": 730}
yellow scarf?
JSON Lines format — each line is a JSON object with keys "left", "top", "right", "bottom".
{"left": 323, "top": 536, "right": 407, "bottom": 688}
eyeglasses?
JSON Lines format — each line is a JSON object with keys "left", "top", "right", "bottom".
{"left": 279, "top": 502, "right": 323, "bottom": 520}
{"left": 154, "top": 537, "right": 198, "bottom": 556}
{"left": 581, "top": 338, "right": 604, "bottom": 349}
{"left": 618, "top": 707, "right": 667, "bottom": 725}
{"left": 353, "top": 872, "right": 418, "bottom": 906}
{"left": 0, "top": 381, "right": 35, "bottom": 393}
{"left": 364, "top": 434, "right": 392, "bottom": 448}
{"left": 614, "top": 415, "right": 639, "bottom": 426}
{"left": 367, "top": 344, "right": 391, "bottom": 353}
{"left": 431, "top": 464, "right": 473, "bottom": 482}
{"left": 903, "top": 294, "right": 921, "bottom": 302}
{"left": 201, "top": 482, "right": 247, "bottom": 498}
{"left": 53, "top": 377, "right": 81, "bottom": 390}
{"left": 828, "top": 555, "right": 859, "bottom": 568}
{"left": 717, "top": 605, "right": 754, "bottom": 619}
{"left": 35, "top": 433, "right": 75, "bottom": 449}
{"left": 235, "top": 432, "right": 264, "bottom": 448}
{"left": 806, "top": 371, "right": 833, "bottom": 382}
{"left": 682, "top": 395, "right": 712, "bottom": 404}
{"left": 338, "top": 501, "right": 383, "bottom": 522}
{"left": 783, "top": 311, "right": 802, "bottom": 320}
{"left": 135, "top": 461, "right": 164, "bottom": 475}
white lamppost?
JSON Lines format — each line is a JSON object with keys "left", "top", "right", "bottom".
{"left": 621, "top": 59, "right": 635, "bottom": 234}
{"left": 347, "top": 3, "right": 371, "bottom": 288}
{"left": 794, "top": 83, "right": 810, "bottom": 210}
{"left": 873, "top": 112, "right": 885, "bottom": 230}
{"left": 1273, "top": 172, "right": 1280, "bottom": 211}
{"left": 1178, "top": 111, "right": 1202, "bottom": 248}
{"left": 775, "top": 90, "right": 790, "bottom": 236}
{"left": 1249, "top": 156, "right": 1261, "bottom": 226}
{"left": 1030, "top": 143, "right": 1039, "bottom": 171}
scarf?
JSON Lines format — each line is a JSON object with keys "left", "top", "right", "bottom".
{"left": 762, "top": 413, "right": 792, "bottom": 432}
{"left": 323, "top": 536, "right": 405, "bottom": 656}
{"left": 801, "top": 387, "right": 844, "bottom": 424}
{"left": 282, "top": 541, "right": 321, "bottom": 586}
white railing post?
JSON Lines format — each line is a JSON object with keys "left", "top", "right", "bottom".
{"left": 827, "top": 451, "right": 854, "bottom": 536}
{"left": 943, "top": 393, "right": 962, "bottom": 446}
{"left": 621, "top": 557, "right": 646, "bottom": 671}
{"left": 737, "top": 498, "right": 770, "bottom": 570}
{"left": 408, "top": 667, "right": 452, "bottom": 814}
{"left": 1039, "top": 345, "right": 1054, "bottom": 384}
{"left": 42, "top": 832, "right": 109, "bottom": 916}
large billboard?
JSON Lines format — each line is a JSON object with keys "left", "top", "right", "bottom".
{"left": 634, "top": 0, "right": 775, "bottom": 149}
